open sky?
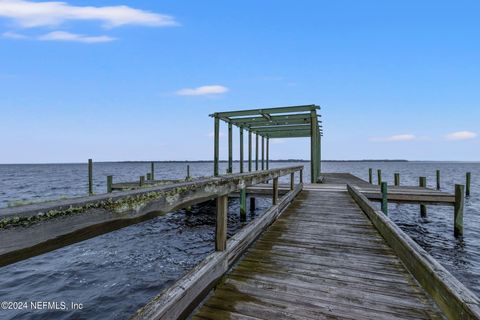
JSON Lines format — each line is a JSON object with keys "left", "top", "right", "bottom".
{"left": 0, "top": 0, "right": 479, "bottom": 163}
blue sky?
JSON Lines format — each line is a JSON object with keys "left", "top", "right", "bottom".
{"left": 0, "top": 0, "right": 479, "bottom": 163}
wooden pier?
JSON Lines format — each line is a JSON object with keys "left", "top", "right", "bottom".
{"left": 134, "top": 172, "right": 478, "bottom": 320}
{"left": 1, "top": 106, "right": 478, "bottom": 320}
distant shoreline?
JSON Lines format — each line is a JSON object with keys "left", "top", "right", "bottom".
{"left": 3, "top": 160, "right": 480, "bottom": 165}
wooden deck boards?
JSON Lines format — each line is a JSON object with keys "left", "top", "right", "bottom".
{"left": 192, "top": 190, "right": 444, "bottom": 320}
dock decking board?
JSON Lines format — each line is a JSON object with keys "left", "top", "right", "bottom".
{"left": 192, "top": 190, "right": 444, "bottom": 320}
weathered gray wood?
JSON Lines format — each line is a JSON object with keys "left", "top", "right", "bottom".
{"left": 369, "top": 168, "right": 373, "bottom": 184}
{"left": 194, "top": 190, "right": 446, "bottom": 320}
{"left": 290, "top": 172, "right": 294, "bottom": 190}
{"left": 381, "top": 182, "right": 388, "bottom": 215}
{"left": 454, "top": 184, "right": 464, "bottom": 237}
{"left": 348, "top": 185, "right": 480, "bottom": 320}
{"left": 139, "top": 175, "right": 145, "bottom": 186}
{"left": 273, "top": 177, "right": 279, "bottom": 205}
{"left": 216, "top": 195, "right": 228, "bottom": 251}
{"left": 132, "top": 184, "right": 302, "bottom": 320}
{"left": 0, "top": 166, "right": 303, "bottom": 268}
{"left": 377, "top": 169, "right": 382, "bottom": 185}
{"left": 88, "top": 159, "right": 93, "bottom": 195}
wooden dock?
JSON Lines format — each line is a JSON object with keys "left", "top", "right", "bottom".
{"left": 192, "top": 190, "right": 444, "bottom": 319}
{"left": 135, "top": 172, "right": 479, "bottom": 320}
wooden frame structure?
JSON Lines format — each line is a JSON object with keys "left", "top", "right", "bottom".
{"left": 211, "top": 105, "right": 323, "bottom": 183}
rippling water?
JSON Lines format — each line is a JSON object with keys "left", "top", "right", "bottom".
{"left": 0, "top": 161, "right": 478, "bottom": 319}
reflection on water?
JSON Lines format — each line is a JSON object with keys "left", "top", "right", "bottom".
{"left": 0, "top": 161, "right": 479, "bottom": 319}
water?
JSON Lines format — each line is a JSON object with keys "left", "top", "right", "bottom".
{"left": 0, "top": 161, "right": 478, "bottom": 319}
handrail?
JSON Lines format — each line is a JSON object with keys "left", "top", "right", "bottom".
{"left": 132, "top": 166, "right": 304, "bottom": 320}
{"left": 0, "top": 166, "right": 303, "bottom": 268}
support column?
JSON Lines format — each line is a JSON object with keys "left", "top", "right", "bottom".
{"left": 317, "top": 131, "right": 321, "bottom": 175}
{"left": 216, "top": 195, "right": 228, "bottom": 251}
{"left": 88, "top": 159, "right": 93, "bottom": 195}
{"left": 151, "top": 162, "right": 155, "bottom": 181}
{"left": 419, "top": 177, "right": 427, "bottom": 217}
{"left": 248, "top": 130, "right": 252, "bottom": 172}
{"left": 369, "top": 168, "right": 373, "bottom": 184}
{"left": 394, "top": 173, "right": 400, "bottom": 186}
{"left": 107, "top": 175, "right": 112, "bottom": 193}
{"left": 240, "top": 188, "right": 246, "bottom": 220}
{"left": 273, "top": 177, "right": 279, "bottom": 205}
{"left": 266, "top": 137, "right": 270, "bottom": 170}
{"left": 214, "top": 116, "right": 220, "bottom": 176}
{"left": 381, "top": 182, "right": 388, "bottom": 215}
{"left": 454, "top": 184, "right": 464, "bottom": 237}
{"left": 239, "top": 127, "right": 244, "bottom": 173}
{"left": 261, "top": 136, "right": 265, "bottom": 170}
{"left": 228, "top": 122, "right": 233, "bottom": 173}
{"left": 255, "top": 134, "right": 259, "bottom": 171}
{"left": 290, "top": 172, "right": 294, "bottom": 190}
{"left": 310, "top": 112, "right": 318, "bottom": 183}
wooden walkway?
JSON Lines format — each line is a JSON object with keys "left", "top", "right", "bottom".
{"left": 192, "top": 190, "right": 444, "bottom": 320}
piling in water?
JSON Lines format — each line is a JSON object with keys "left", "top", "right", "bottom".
{"left": 272, "top": 177, "right": 279, "bottom": 205}
{"left": 436, "top": 170, "right": 441, "bottom": 190}
{"left": 139, "top": 176, "right": 145, "bottom": 187}
{"left": 466, "top": 172, "right": 471, "bottom": 197}
{"left": 368, "top": 168, "right": 373, "bottom": 184}
{"left": 187, "top": 165, "right": 190, "bottom": 179}
{"left": 216, "top": 195, "right": 228, "bottom": 251}
{"left": 250, "top": 196, "right": 256, "bottom": 211}
{"left": 88, "top": 159, "right": 93, "bottom": 195}
{"left": 240, "top": 188, "right": 246, "bottom": 220}
{"left": 419, "top": 177, "right": 427, "bottom": 217}
{"left": 107, "top": 175, "right": 113, "bottom": 193}
{"left": 454, "top": 184, "right": 465, "bottom": 237}
{"left": 381, "top": 182, "right": 388, "bottom": 215}
{"left": 151, "top": 162, "right": 155, "bottom": 180}
{"left": 146, "top": 173, "right": 151, "bottom": 181}
{"left": 394, "top": 173, "right": 400, "bottom": 186}
{"left": 377, "top": 169, "right": 382, "bottom": 185}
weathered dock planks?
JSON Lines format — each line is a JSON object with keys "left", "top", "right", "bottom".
{"left": 192, "top": 190, "right": 446, "bottom": 320}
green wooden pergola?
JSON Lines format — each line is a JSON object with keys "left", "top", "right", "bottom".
{"left": 210, "top": 104, "right": 323, "bottom": 183}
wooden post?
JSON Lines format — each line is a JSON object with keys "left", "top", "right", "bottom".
{"left": 272, "top": 177, "right": 279, "bottom": 205}
{"left": 266, "top": 137, "right": 269, "bottom": 170}
{"left": 255, "top": 134, "right": 259, "bottom": 171}
{"left": 300, "top": 169, "right": 303, "bottom": 183}
{"left": 107, "top": 175, "right": 113, "bottom": 193}
{"left": 466, "top": 172, "right": 471, "bottom": 197}
{"left": 239, "top": 127, "right": 244, "bottom": 173}
{"left": 454, "top": 184, "right": 464, "bottom": 237}
{"left": 394, "top": 173, "right": 400, "bottom": 186}
{"left": 436, "top": 170, "right": 441, "bottom": 190}
{"left": 261, "top": 136, "right": 265, "bottom": 170}
{"left": 216, "top": 195, "right": 228, "bottom": 251}
{"left": 240, "top": 188, "right": 246, "bottom": 220}
{"left": 214, "top": 116, "right": 220, "bottom": 176}
{"left": 250, "top": 197, "right": 256, "bottom": 211}
{"left": 377, "top": 169, "right": 382, "bottom": 185}
{"left": 369, "top": 168, "right": 373, "bottom": 184}
{"left": 419, "top": 177, "right": 427, "bottom": 217}
{"left": 381, "top": 182, "right": 388, "bottom": 215}
{"left": 290, "top": 172, "right": 294, "bottom": 190}
{"left": 151, "top": 162, "right": 155, "bottom": 181}
{"left": 146, "top": 173, "right": 152, "bottom": 180}
{"left": 88, "top": 159, "right": 93, "bottom": 195}
{"left": 228, "top": 122, "right": 233, "bottom": 173}
{"left": 248, "top": 131, "right": 252, "bottom": 172}
{"left": 186, "top": 165, "right": 190, "bottom": 179}
{"left": 310, "top": 111, "right": 318, "bottom": 183}
{"left": 139, "top": 176, "right": 145, "bottom": 186}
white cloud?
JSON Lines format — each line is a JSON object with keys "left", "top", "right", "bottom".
{"left": 0, "top": 0, "right": 178, "bottom": 28}
{"left": 2, "top": 30, "right": 28, "bottom": 39}
{"left": 371, "top": 134, "right": 417, "bottom": 142}
{"left": 38, "top": 31, "right": 114, "bottom": 43}
{"left": 445, "top": 131, "right": 477, "bottom": 141}
{"left": 176, "top": 85, "right": 229, "bottom": 96}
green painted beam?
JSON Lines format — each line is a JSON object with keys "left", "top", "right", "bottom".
{"left": 214, "top": 117, "right": 220, "bottom": 176}
{"left": 239, "top": 127, "right": 244, "bottom": 173}
{"left": 229, "top": 113, "right": 312, "bottom": 125}
{"left": 265, "top": 131, "right": 311, "bottom": 138}
{"left": 248, "top": 130, "right": 252, "bottom": 172}
{"left": 250, "top": 124, "right": 311, "bottom": 133}
{"left": 211, "top": 104, "right": 318, "bottom": 118}
{"left": 266, "top": 137, "right": 269, "bottom": 170}
{"left": 228, "top": 122, "right": 233, "bottom": 173}
{"left": 255, "top": 133, "right": 259, "bottom": 170}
